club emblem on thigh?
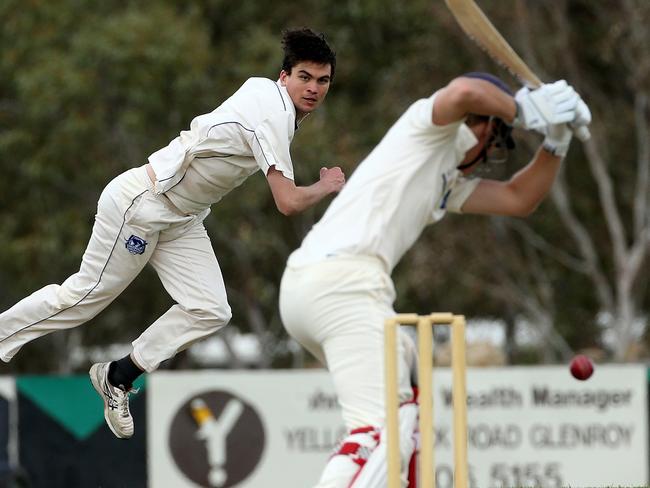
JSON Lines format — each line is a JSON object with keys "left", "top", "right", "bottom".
{"left": 125, "top": 235, "right": 147, "bottom": 255}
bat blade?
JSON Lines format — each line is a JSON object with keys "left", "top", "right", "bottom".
{"left": 445, "top": 0, "right": 541, "bottom": 88}
{"left": 444, "top": 0, "right": 591, "bottom": 140}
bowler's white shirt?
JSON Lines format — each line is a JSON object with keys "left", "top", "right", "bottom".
{"left": 148, "top": 77, "right": 297, "bottom": 214}
{"left": 289, "top": 93, "right": 480, "bottom": 272}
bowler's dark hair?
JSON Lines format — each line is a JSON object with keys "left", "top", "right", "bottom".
{"left": 281, "top": 28, "right": 336, "bottom": 80}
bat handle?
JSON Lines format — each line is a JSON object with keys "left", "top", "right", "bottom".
{"left": 573, "top": 125, "right": 591, "bottom": 142}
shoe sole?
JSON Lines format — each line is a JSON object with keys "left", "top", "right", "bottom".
{"left": 89, "top": 364, "right": 132, "bottom": 440}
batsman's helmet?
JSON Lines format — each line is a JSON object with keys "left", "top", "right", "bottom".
{"left": 458, "top": 72, "right": 516, "bottom": 170}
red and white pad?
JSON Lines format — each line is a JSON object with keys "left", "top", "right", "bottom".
{"left": 315, "top": 403, "right": 419, "bottom": 488}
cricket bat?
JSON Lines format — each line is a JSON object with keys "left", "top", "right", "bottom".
{"left": 445, "top": 0, "right": 590, "bottom": 140}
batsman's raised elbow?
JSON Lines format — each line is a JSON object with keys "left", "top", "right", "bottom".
{"left": 448, "top": 78, "right": 485, "bottom": 105}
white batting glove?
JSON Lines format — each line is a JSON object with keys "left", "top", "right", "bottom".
{"left": 513, "top": 80, "right": 579, "bottom": 131}
{"left": 540, "top": 123, "right": 573, "bottom": 158}
{"left": 570, "top": 97, "right": 592, "bottom": 141}
{"left": 573, "top": 98, "right": 591, "bottom": 126}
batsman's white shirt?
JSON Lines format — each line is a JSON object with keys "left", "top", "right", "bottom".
{"left": 280, "top": 92, "right": 481, "bottom": 444}
{"left": 288, "top": 92, "right": 479, "bottom": 273}
{"left": 149, "top": 77, "right": 297, "bottom": 215}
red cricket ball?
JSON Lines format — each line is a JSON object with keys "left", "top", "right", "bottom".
{"left": 569, "top": 354, "right": 594, "bottom": 381}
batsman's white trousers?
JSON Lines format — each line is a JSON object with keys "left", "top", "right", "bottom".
{"left": 279, "top": 255, "right": 416, "bottom": 430}
{"left": 0, "top": 166, "right": 231, "bottom": 371}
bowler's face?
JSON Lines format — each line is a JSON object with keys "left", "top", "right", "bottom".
{"left": 280, "top": 62, "right": 332, "bottom": 117}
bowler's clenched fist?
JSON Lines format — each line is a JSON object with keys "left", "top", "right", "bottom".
{"left": 319, "top": 166, "right": 346, "bottom": 193}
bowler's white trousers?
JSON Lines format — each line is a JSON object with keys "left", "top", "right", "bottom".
{"left": 279, "top": 255, "right": 415, "bottom": 430}
{"left": 0, "top": 166, "right": 231, "bottom": 371}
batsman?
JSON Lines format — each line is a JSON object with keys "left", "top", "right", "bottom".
{"left": 279, "top": 72, "right": 591, "bottom": 487}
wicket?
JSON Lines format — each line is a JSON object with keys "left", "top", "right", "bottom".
{"left": 384, "top": 313, "right": 468, "bottom": 488}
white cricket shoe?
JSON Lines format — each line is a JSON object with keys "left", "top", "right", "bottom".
{"left": 89, "top": 362, "right": 135, "bottom": 439}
